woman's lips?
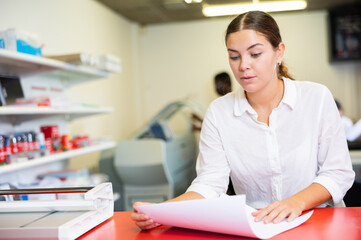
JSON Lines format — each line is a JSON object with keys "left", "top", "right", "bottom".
{"left": 241, "top": 76, "right": 255, "bottom": 82}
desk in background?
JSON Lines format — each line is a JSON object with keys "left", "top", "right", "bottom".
{"left": 79, "top": 207, "right": 361, "bottom": 240}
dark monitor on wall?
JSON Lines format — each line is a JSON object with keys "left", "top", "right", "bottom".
{"left": 328, "top": 3, "right": 361, "bottom": 62}
{"left": 0, "top": 75, "right": 24, "bottom": 106}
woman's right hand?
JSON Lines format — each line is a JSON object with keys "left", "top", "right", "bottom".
{"left": 131, "top": 202, "right": 161, "bottom": 230}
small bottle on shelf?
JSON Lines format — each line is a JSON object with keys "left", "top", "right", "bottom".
{"left": 0, "top": 136, "right": 6, "bottom": 165}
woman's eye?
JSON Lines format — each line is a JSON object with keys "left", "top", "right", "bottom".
{"left": 251, "top": 53, "right": 262, "bottom": 58}
{"left": 229, "top": 56, "right": 240, "bottom": 61}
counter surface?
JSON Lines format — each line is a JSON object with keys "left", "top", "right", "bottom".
{"left": 79, "top": 207, "right": 361, "bottom": 240}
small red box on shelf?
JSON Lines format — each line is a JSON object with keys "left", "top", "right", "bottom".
{"left": 40, "top": 125, "right": 59, "bottom": 139}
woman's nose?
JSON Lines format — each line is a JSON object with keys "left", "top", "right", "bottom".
{"left": 239, "top": 58, "right": 250, "bottom": 71}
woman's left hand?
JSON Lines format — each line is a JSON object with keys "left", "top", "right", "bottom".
{"left": 251, "top": 197, "right": 305, "bottom": 224}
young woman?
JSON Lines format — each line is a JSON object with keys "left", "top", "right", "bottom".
{"left": 131, "top": 11, "right": 355, "bottom": 230}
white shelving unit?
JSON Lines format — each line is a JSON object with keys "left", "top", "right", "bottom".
{"left": 0, "top": 48, "right": 109, "bottom": 81}
{"left": 0, "top": 49, "right": 115, "bottom": 182}
{"left": 0, "top": 141, "right": 116, "bottom": 175}
{"left": 0, "top": 105, "right": 113, "bottom": 124}
{"left": 0, "top": 106, "right": 113, "bottom": 115}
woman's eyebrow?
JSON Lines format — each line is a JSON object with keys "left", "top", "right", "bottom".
{"left": 227, "top": 43, "right": 264, "bottom": 52}
{"left": 247, "top": 43, "right": 263, "bottom": 50}
{"left": 227, "top": 49, "right": 238, "bottom": 53}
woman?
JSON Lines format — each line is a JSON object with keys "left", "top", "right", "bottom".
{"left": 132, "top": 11, "right": 355, "bottom": 229}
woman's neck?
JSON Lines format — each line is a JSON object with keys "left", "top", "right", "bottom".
{"left": 246, "top": 79, "right": 284, "bottom": 124}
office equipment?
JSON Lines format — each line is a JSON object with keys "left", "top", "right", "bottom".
{"left": 0, "top": 182, "right": 113, "bottom": 240}
{"left": 110, "top": 102, "right": 198, "bottom": 211}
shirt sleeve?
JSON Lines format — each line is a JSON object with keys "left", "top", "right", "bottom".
{"left": 186, "top": 102, "right": 230, "bottom": 198}
{"left": 313, "top": 86, "right": 355, "bottom": 205}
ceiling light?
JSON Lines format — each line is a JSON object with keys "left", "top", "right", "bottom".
{"left": 184, "top": 0, "right": 202, "bottom": 4}
{"left": 202, "top": 1, "right": 307, "bottom": 17}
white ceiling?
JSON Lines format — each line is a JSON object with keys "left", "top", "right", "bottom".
{"left": 96, "top": 0, "right": 358, "bottom": 25}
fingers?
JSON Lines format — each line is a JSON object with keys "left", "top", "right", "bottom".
{"left": 131, "top": 202, "right": 160, "bottom": 230}
{"left": 132, "top": 216, "right": 160, "bottom": 230}
{"left": 131, "top": 210, "right": 149, "bottom": 222}
{"left": 133, "top": 202, "right": 151, "bottom": 212}
{"left": 254, "top": 201, "right": 302, "bottom": 224}
{"left": 272, "top": 208, "right": 290, "bottom": 224}
{"left": 251, "top": 210, "right": 259, "bottom": 216}
{"left": 254, "top": 201, "right": 281, "bottom": 223}
{"left": 286, "top": 211, "right": 300, "bottom": 223}
{"left": 271, "top": 208, "right": 301, "bottom": 224}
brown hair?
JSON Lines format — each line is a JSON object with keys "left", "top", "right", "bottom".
{"left": 225, "top": 11, "right": 294, "bottom": 80}
{"left": 214, "top": 72, "right": 232, "bottom": 96}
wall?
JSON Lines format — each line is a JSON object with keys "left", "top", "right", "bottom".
{"left": 139, "top": 10, "right": 361, "bottom": 122}
{"left": 0, "top": 0, "right": 141, "bottom": 169}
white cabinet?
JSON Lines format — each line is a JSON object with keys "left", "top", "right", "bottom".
{"left": 0, "top": 49, "right": 116, "bottom": 184}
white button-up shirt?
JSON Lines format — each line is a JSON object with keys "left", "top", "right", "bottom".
{"left": 187, "top": 78, "right": 355, "bottom": 208}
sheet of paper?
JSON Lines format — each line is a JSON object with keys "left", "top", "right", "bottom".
{"left": 135, "top": 195, "right": 313, "bottom": 239}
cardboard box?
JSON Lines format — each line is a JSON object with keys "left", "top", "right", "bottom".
{"left": 0, "top": 28, "right": 42, "bottom": 56}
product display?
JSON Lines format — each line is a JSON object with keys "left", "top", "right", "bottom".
{"left": 45, "top": 52, "right": 121, "bottom": 73}
{"left": 0, "top": 28, "right": 43, "bottom": 56}
{"left": 0, "top": 43, "right": 116, "bottom": 215}
{"left": 0, "top": 124, "right": 92, "bottom": 165}
{"left": 0, "top": 132, "right": 44, "bottom": 165}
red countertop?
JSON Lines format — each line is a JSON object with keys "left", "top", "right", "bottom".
{"left": 79, "top": 207, "right": 361, "bottom": 240}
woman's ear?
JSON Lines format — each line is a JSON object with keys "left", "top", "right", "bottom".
{"left": 277, "top": 42, "right": 285, "bottom": 64}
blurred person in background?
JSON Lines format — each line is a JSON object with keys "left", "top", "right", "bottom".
{"left": 335, "top": 99, "right": 361, "bottom": 142}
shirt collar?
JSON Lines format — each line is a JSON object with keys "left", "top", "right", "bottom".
{"left": 282, "top": 77, "right": 297, "bottom": 110}
{"left": 234, "top": 88, "right": 255, "bottom": 116}
{"left": 233, "top": 77, "right": 297, "bottom": 117}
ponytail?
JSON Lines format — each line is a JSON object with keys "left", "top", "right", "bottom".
{"left": 278, "top": 62, "right": 295, "bottom": 80}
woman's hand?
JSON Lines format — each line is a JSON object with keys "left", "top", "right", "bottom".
{"left": 131, "top": 192, "right": 204, "bottom": 230}
{"left": 131, "top": 202, "right": 161, "bottom": 230}
{"left": 252, "top": 183, "right": 331, "bottom": 224}
{"left": 251, "top": 197, "right": 305, "bottom": 224}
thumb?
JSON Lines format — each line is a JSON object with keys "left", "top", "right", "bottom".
{"left": 133, "top": 202, "right": 153, "bottom": 212}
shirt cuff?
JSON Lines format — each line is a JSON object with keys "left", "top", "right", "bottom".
{"left": 313, "top": 175, "right": 343, "bottom": 206}
{"left": 186, "top": 183, "right": 220, "bottom": 199}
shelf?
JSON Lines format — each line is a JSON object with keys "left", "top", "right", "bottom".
{"left": 0, "top": 140, "right": 116, "bottom": 175}
{"left": 0, "top": 49, "right": 110, "bottom": 80}
{"left": 0, "top": 105, "right": 113, "bottom": 122}
{"left": 0, "top": 49, "right": 115, "bottom": 182}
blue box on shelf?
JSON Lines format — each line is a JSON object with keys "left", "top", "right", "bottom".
{"left": 0, "top": 28, "right": 42, "bottom": 56}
